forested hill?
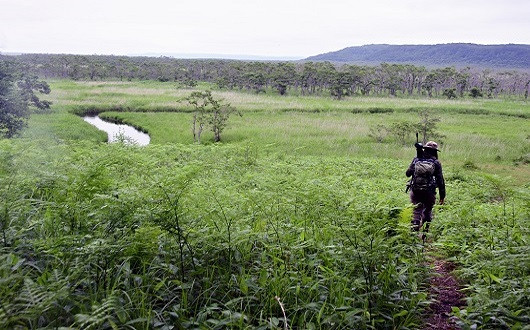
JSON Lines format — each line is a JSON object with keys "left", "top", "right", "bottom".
{"left": 305, "top": 44, "right": 530, "bottom": 69}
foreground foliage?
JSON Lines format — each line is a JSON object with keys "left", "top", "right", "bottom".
{"left": 0, "top": 141, "right": 425, "bottom": 329}
{"left": 432, "top": 172, "right": 529, "bottom": 329}
{"left": 1, "top": 139, "right": 528, "bottom": 329}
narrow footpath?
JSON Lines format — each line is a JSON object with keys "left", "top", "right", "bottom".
{"left": 422, "top": 256, "right": 466, "bottom": 330}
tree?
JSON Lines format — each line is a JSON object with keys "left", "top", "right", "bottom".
{"left": 244, "top": 71, "right": 266, "bottom": 94}
{"left": 380, "top": 63, "right": 404, "bottom": 96}
{"left": 271, "top": 62, "right": 296, "bottom": 95}
{"left": 0, "top": 62, "right": 51, "bottom": 138}
{"left": 416, "top": 110, "right": 445, "bottom": 144}
{"left": 6, "top": 53, "right": 529, "bottom": 100}
{"left": 186, "top": 91, "right": 210, "bottom": 143}
{"left": 16, "top": 76, "right": 52, "bottom": 112}
{"left": 455, "top": 68, "right": 470, "bottom": 97}
{"left": 175, "top": 68, "right": 198, "bottom": 87}
{"left": 208, "top": 98, "right": 239, "bottom": 142}
{"left": 358, "top": 66, "right": 377, "bottom": 95}
{"left": 330, "top": 71, "right": 351, "bottom": 100}
{"left": 486, "top": 77, "right": 499, "bottom": 98}
{"left": 185, "top": 90, "right": 240, "bottom": 143}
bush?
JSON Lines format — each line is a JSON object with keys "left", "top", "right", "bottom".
{"left": 469, "top": 87, "right": 483, "bottom": 98}
{"left": 463, "top": 160, "right": 479, "bottom": 170}
{"left": 388, "top": 121, "right": 416, "bottom": 145}
{"left": 368, "top": 124, "right": 389, "bottom": 143}
{"left": 442, "top": 88, "right": 457, "bottom": 99}
{"left": 513, "top": 154, "right": 530, "bottom": 165}
{"left": 367, "top": 107, "right": 394, "bottom": 114}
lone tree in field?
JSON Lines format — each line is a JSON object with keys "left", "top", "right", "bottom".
{"left": 417, "top": 110, "right": 445, "bottom": 144}
{"left": 186, "top": 91, "right": 209, "bottom": 143}
{"left": 185, "top": 90, "right": 239, "bottom": 143}
{"left": 0, "top": 62, "right": 51, "bottom": 138}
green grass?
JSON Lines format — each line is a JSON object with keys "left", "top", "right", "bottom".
{"left": 1, "top": 140, "right": 527, "bottom": 329}
{"left": 37, "top": 79, "right": 530, "bottom": 182}
{"left": 98, "top": 110, "right": 530, "bottom": 184}
{"left": 47, "top": 79, "right": 529, "bottom": 117}
{"left": 430, "top": 171, "right": 530, "bottom": 329}
{"left": 1, "top": 79, "right": 528, "bottom": 328}
{"left": 22, "top": 112, "right": 107, "bottom": 142}
{"left": 0, "top": 142, "right": 431, "bottom": 328}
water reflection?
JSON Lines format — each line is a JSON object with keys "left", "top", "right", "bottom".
{"left": 83, "top": 116, "right": 150, "bottom": 146}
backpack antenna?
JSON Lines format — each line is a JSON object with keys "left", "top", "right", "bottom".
{"left": 415, "top": 132, "right": 424, "bottom": 158}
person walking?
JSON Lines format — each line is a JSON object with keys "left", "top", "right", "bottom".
{"left": 406, "top": 141, "right": 445, "bottom": 238}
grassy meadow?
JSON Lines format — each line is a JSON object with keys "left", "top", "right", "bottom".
{"left": 33, "top": 79, "right": 530, "bottom": 182}
{"left": 1, "top": 79, "right": 528, "bottom": 329}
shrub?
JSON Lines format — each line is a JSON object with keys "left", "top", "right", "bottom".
{"left": 469, "top": 87, "right": 483, "bottom": 98}
{"left": 368, "top": 124, "right": 389, "bottom": 143}
{"left": 442, "top": 88, "right": 457, "bottom": 99}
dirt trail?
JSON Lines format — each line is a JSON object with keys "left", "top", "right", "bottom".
{"left": 423, "top": 257, "right": 466, "bottom": 329}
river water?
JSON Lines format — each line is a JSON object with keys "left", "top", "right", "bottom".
{"left": 83, "top": 116, "right": 150, "bottom": 146}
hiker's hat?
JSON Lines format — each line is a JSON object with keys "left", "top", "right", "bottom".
{"left": 424, "top": 141, "right": 441, "bottom": 152}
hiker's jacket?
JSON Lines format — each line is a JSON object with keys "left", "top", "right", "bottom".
{"left": 406, "top": 157, "right": 446, "bottom": 200}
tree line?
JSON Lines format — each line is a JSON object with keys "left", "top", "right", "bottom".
{"left": 2, "top": 54, "right": 529, "bottom": 99}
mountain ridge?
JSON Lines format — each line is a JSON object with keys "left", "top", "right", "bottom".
{"left": 305, "top": 43, "right": 530, "bottom": 68}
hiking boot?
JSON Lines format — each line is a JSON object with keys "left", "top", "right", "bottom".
{"left": 411, "top": 220, "right": 421, "bottom": 232}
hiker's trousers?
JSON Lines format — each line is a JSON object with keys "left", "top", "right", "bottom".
{"left": 410, "top": 190, "right": 436, "bottom": 230}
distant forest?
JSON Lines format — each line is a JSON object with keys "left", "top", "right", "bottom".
{"left": 306, "top": 44, "right": 530, "bottom": 69}
{"left": 2, "top": 53, "right": 529, "bottom": 99}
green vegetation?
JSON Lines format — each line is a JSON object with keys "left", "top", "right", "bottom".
{"left": 434, "top": 177, "right": 529, "bottom": 329}
{"left": 45, "top": 79, "right": 528, "bottom": 118}
{"left": 0, "top": 79, "right": 529, "bottom": 328}
{"left": 99, "top": 111, "right": 529, "bottom": 170}
{"left": 22, "top": 112, "right": 106, "bottom": 142}
{"left": 185, "top": 90, "right": 240, "bottom": 143}
{"left": 0, "top": 62, "right": 51, "bottom": 137}
{"left": 4, "top": 53, "right": 530, "bottom": 100}
{"left": 0, "top": 142, "right": 429, "bottom": 328}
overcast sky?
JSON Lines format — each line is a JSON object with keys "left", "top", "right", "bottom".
{"left": 1, "top": 0, "right": 529, "bottom": 59}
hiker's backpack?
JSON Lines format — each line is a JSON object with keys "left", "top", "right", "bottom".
{"left": 411, "top": 159, "right": 436, "bottom": 191}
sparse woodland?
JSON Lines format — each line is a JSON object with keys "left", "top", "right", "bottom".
{"left": 3, "top": 54, "right": 529, "bottom": 99}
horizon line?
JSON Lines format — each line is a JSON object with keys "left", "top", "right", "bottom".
{"left": 1, "top": 42, "right": 528, "bottom": 61}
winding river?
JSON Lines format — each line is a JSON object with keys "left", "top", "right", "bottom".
{"left": 83, "top": 116, "right": 150, "bottom": 146}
